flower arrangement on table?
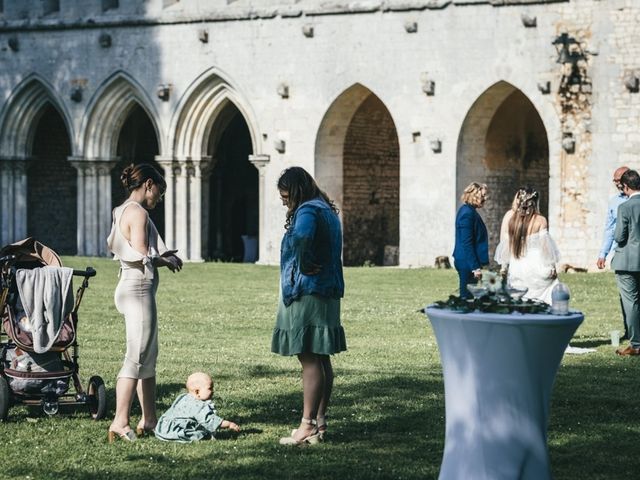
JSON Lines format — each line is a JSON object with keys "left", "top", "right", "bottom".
{"left": 433, "top": 270, "right": 550, "bottom": 314}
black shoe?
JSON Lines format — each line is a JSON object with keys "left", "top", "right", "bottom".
{"left": 621, "top": 334, "right": 630, "bottom": 341}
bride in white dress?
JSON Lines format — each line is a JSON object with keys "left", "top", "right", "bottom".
{"left": 494, "top": 187, "right": 560, "bottom": 304}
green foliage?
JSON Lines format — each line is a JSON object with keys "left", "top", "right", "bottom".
{"left": 432, "top": 269, "right": 549, "bottom": 314}
{"left": 433, "top": 293, "right": 550, "bottom": 314}
{"left": 0, "top": 262, "right": 634, "bottom": 480}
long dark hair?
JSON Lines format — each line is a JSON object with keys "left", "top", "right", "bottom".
{"left": 508, "top": 186, "right": 540, "bottom": 259}
{"left": 277, "top": 166, "right": 338, "bottom": 230}
{"left": 120, "top": 163, "right": 166, "bottom": 193}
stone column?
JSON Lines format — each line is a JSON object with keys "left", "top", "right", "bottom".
{"left": 174, "top": 159, "right": 189, "bottom": 257}
{"left": 14, "top": 161, "right": 28, "bottom": 244}
{"left": 156, "top": 156, "right": 176, "bottom": 249}
{"left": 248, "top": 154, "right": 270, "bottom": 264}
{"left": 69, "top": 157, "right": 118, "bottom": 256}
{"left": 168, "top": 157, "right": 211, "bottom": 261}
{"left": 187, "top": 157, "right": 210, "bottom": 262}
{"left": 200, "top": 157, "right": 216, "bottom": 260}
{"left": 0, "top": 157, "right": 29, "bottom": 246}
{"left": 97, "top": 161, "right": 114, "bottom": 256}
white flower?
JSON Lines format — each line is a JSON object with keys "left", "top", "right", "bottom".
{"left": 482, "top": 271, "right": 501, "bottom": 293}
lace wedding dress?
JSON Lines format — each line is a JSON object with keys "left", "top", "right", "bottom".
{"left": 494, "top": 229, "right": 560, "bottom": 305}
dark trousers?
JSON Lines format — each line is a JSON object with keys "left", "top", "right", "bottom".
{"left": 615, "top": 271, "right": 640, "bottom": 348}
{"left": 620, "top": 295, "right": 629, "bottom": 338}
{"left": 456, "top": 268, "right": 477, "bottom": 299}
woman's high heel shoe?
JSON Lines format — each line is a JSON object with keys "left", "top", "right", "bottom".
{"left": 108, "top": 428, "right": 137, "bottom": 443}
{"left": 135, "top": 424, "right": 156, "bottom": 437}
{"left": 316, "top": 415, "right": 328, "bottom": 440}
{"left": 279, "top": 418, "right": 320, "bottom": 446}
{"left": 292, "top": 415, "right": 328, "bottom": 441}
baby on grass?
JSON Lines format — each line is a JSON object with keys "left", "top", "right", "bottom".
{"left": 154, "top": 371, "right": 240, "bottom": 442}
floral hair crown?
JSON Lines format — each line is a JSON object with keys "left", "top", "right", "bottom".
{"left": 516, "top": 188, "right": 539, "bottom": 214}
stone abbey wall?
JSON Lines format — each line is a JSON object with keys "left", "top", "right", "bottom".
{"left": 0, "top": 0, "right": 638, "bottom": 269}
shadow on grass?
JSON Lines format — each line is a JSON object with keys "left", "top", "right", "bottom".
{"left": 244, "top": 363, "right": 292, "bottom": 378}
{"left": 109, "top": 382, "right": 187, "bottom": 418}
{"left": 570, "top": 338, "right": 613, "bottom": 348}
{"left": 2, "top": 381, "right": 187, "bottom": 422}
{"left": 549, "top": 360, "right": 640, "bottom": 479}
{"left": 6, "top": 360, "right": 637, "bottom": 480}
{"left": 2, "top": 371, "right": 445, "bottom": 480}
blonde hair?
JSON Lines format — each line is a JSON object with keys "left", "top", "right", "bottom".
{"left": 460, "top": 182, "right": 488, "bottom": 207}
{"left": 186, "top": 372, "right": 212, "bottom": 393}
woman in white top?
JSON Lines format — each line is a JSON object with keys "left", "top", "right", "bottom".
{"left": 106, "top": 164, "right": 183, "bottom": 442}
{"left": 494, "top": 186, "right": 560, "bottom": 304}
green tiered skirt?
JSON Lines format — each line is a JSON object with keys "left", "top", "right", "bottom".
{"left": 271, "top": 293, "right": 347, "bottom": 356}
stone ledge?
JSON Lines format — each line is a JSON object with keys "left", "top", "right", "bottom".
{"left": 0, "top": 0, "right": 569, "bottom": 32}
{"left": 306, "top": 1, "right": 382, "bottom": 16}
{"left": 383, "top": 1, "right": 451, "bottom": 11}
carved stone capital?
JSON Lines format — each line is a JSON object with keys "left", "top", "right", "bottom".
{"left": 248, "top": 154, "right": 270, "bottom": 170}
{"left": 0, "top": 156, "right": 31, "bottom": 174}
{"left": 198, "top": 156, "right": 213, "bottom": 177}
{"left": 155, "top": 155, "right": 174, "bottom": 168}
{"left": 68, "top": 156, "right": 119, "bottom": 176}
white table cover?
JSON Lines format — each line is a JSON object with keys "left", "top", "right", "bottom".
{"left": 425, "top": 307, "right": 584, "bottom": 480}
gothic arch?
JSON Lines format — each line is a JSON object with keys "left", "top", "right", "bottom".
{"left": 315, "top": 83, "right": 400, "bottom": 266}
{"left": 314, "top": 83, "right": 373, "bottom": 208}
{"left": 81, "top": 71, "right": 163, "bottom": 159}
{"left": 170, "top": 68, "right": 260, "bottom": 158}
{"left": 0, "top": 74, "right": 73, "bottom": 158}
{"left": 165, "top": 68, "right": 262, "bottom": 262}
{"left": 457, "top": 80, "right": 550, "bottom": 257}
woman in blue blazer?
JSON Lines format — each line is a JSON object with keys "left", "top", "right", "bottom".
{"left": 452, "top": 182, "right": 489, "bottom": 298}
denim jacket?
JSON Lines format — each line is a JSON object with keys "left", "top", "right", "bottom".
{"left": 280, "top": 197, "right": 344, "bottom": 306}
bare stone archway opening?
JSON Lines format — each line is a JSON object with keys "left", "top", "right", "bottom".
{"left": 457, "top": 82, "right": 549, "bottom": 259}
{"left": 315, "top": 85, "right": 399, "bottom": 267}
{"left": 111, "top": 103, "right": 164, "bottom": 236}
{"left": 28, "top": 104, "right": 76, "bottom": 254}
{"left": 206, "top": 105, "right": 257, "bottom": 262}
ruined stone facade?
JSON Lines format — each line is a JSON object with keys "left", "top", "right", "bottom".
{"left": 0, "top": 0, "right": 637, "bottom": 268}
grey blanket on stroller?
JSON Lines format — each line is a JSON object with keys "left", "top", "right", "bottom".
{"left": 15, "top": 266, "right": 74, "bottom": 353}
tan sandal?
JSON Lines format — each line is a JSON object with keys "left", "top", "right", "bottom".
{"left": 279, "top": 418, "right": 320, "bottom": 446}
{"left": 108, "top": 428, "right": 137, "bottom": 443}
{"left": 317, "top": 415, "right": 328, "bottom": 440}
{"left": 291, "top": 415, "right": 328, "bottom": 441}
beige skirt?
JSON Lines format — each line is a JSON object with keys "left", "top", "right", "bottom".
{"left": 114, "top": 267, "right": 159, "bottom": 379}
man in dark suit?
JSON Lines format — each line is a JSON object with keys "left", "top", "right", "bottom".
{"left": 452, "top": 182, "right": 489, "bottom": 298}
{"left": 612, "top": 169, "right": 640, "bottom": 356}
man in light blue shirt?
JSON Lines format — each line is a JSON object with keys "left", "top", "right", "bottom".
{"left": 597, "top": 166, "right": 629, "bottom": 339}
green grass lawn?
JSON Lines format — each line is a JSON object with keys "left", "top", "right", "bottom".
{"left": 0, "top": 259, "right": 635, "bottom": 480}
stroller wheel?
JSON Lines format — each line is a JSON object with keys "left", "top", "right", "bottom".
{"left": 0, "top": 376, "right": 10, "bottom": 421}
{"left": 87, "top": 375, "right": 106, "bottom": 420}
{"left": 42, "top": 398, "right": 59, "bottom": 416}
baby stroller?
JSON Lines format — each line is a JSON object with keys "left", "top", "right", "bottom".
{"left": 0, "top": 238, "right": 106, "bottom": 420}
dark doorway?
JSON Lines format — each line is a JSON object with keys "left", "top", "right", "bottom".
{"left": 457, "top": 82, "right": 549, "bottom": 260}
{"left": 28, "top": 104, "right": 76, "bottom": 254}
{"left": 342, "top": 94, "right": 400, "bottom": 266}
{"left": 111, "top": 104, "right": 164, "bottom": 236}
{"left": 207, "top": 109, "right": 257, "bottom": 262}
{"left": 484, "top": 89, "right": 549, "bottom": 227}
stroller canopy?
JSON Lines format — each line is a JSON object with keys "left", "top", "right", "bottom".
{"left": 0, "top": 238, "right": 62, "bottom": 267}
